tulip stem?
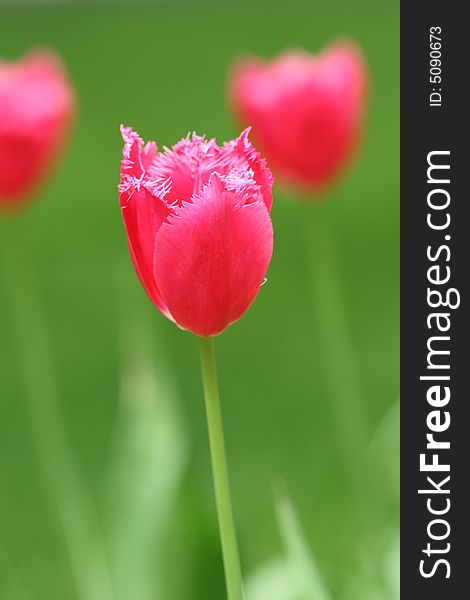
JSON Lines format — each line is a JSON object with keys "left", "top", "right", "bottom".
{"left": 0, "top": 217, "right": 114, "bottom": 600}
{"left": 304, "top": 205, "right": 366, "bottom": 476}
{"left": 199, "top": 337, "right": 243, "bottom": 600}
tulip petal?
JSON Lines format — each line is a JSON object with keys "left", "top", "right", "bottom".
{"left": 231, "top": 128, "right": 273, "bottom": 212}
{"left": 149, "top": 134, "right": 228, "bottom": 205}
{"left": 120, "top": 126, "right": 173, "bottom": 318}
{"left": 121, "top": 187, "right": 173, "bottom": 319}
{"left": 154, "top": 173, "right": 273, "bottom": 337}
{"left": 120, "top": 125, "right": 157, "bottom": 180}
{"left": 148, "top": 138, "right": 201, "bottom": 206}
{"left": 0, "top": 50, "right": 75, "bottom": 204}
{"left": 230, "top": 42, "right": 367, "bottom": 193}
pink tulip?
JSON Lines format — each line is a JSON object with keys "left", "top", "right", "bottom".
{"left": 119, "top": 126, "right": 274, "bottom": 337}
{"left": 230, "top": 41, "right": 368, "bottom": 194}
{"left": 0, "top": 50, "right": 75, "bottom": 208}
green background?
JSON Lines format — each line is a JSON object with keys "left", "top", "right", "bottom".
{"left": 0, "top": 2, "right": 399, "bottom": 599}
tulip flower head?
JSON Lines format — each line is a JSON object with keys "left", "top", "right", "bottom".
{"left": 230, "top": 41, "right": 367, "bottom": 195}
{"left": 0, "top": 50, "right": 75, "bottom": 208}
{"left": 119, "top": 126, "right": 274, "bottom": 337}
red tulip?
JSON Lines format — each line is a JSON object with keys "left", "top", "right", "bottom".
{"left": 119, "top": 126, "right": 274, "bottom": 337}
{"left": 0, "top": 50, "right": 75, "bottom": 208}
{"left": 230, "top": 41, "right": 367, "bottom": 194}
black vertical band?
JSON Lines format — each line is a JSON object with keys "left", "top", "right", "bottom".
{"left": 401, "top": 3, "right": 467, "bottom": 597}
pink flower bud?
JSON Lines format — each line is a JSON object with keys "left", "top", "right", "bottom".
{"left": 119, "top": 126, "right": 274, "bottom": 337}
{"left": 0, "top": 50, "right": 75, "bottom": 208}
{"left": 230, "top": 41, "right": 368, "bottom": 194}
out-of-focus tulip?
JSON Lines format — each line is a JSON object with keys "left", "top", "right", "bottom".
{"left": 230, "top": 41, "right": 367, "bottom": 194}
{"left": 119, "top": 126, "right": 274, "bottom": 337}
{"left": 0, "top": 50, "right": 75, "bottom": 208}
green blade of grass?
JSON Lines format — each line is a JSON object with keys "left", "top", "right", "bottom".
{"left": 368, "top": 398, "right": 400, "bottom": 506}
{"left": 276, "top": 490, "right": 332, "bottom": 600}
{"left": 245, "top": 557, "right": 299, "bottom": 600}
{"left": 246, "top": 491, "right": 332, "bottom": 600}
{"left": 106, "top": 272, "right": 188, "bottom": 600}
{"left": 1, "top": 218, "right": 114, "bottom": 600}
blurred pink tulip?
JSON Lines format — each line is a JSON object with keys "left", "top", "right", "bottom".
{"left": 230, "top": 41, "right": 368, "bottom": 194}
{"left": 0, "top": 50, "right": 75, "bottom": 208}
{"left": 119, "top": 126, "right": 274, "bottom": 337}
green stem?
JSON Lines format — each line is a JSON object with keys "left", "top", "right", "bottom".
{"left": 0, "top": 217, "right": 114, "bottom": 600}
{"left": 304, "top": 205, "right": 366, "bottom": 475}
{"left": 199, "top": 337, "right": 243, "bottom": 600}
{"left": 304, "top": 203, "right": 374, "bottom": 559}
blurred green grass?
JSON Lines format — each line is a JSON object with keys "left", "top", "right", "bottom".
{"left": 0, "top": 2, "right": 399, "bottom": 599}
